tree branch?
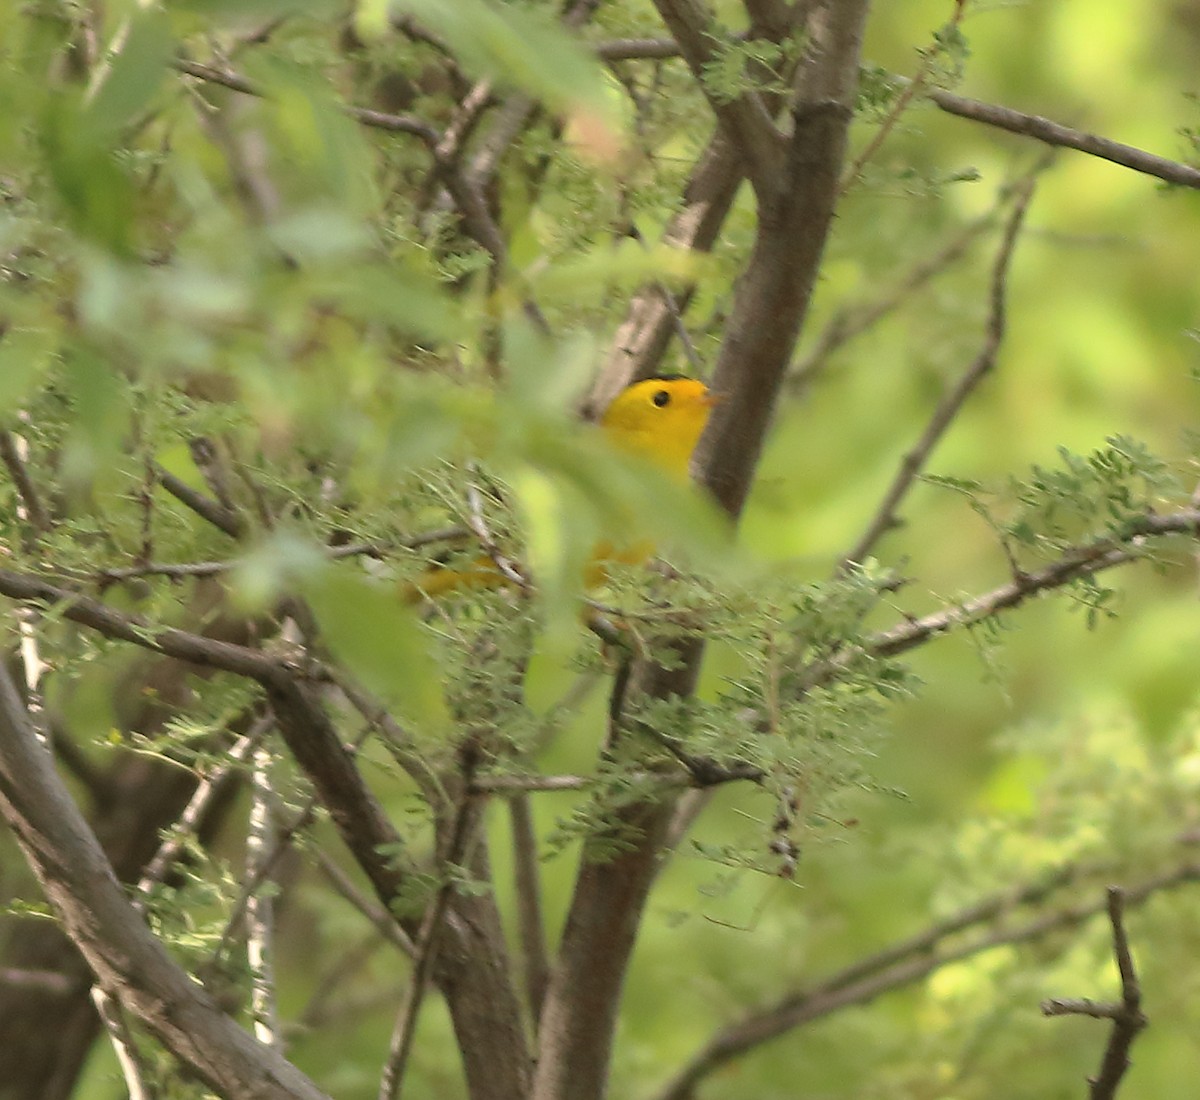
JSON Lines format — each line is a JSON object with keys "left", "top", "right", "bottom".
{"left": 697, "top": 0, "right": 867, "bottom": 518}
{"left": 534, "top": 9, "right": 869, "bottom": 1099}
{"left": 650, "top": 0, "right": 784, "bottom": 197}
{"left": 929, "top": 88, "right": 1200, "bottom": 190}
{"left": 1043, "top": 886, "right": 1149, "bottom": 1100}
{"left": 589, "top": 43, "right": 1200, "bottom": 190}
{"left": 0, "top": 569, "right": 530, "bottom": 1100}
{"left": 0, "top": 655, "right": 332, "bottom": 1100}
{"left": 594, "top": 35, "right": 694, "bottom": 61}
{"left": 175, "top": 58, "right": 439, "bottom": 144}
{"left": 656, "top": 864, "right": 1196, "bottom": 1100}
{"left": 863, "top": 509, "right": 1200, "bottom": 663}
{"left": 0, "top": 567, "right": 297, "bottom": 681}
{"left": 379, "top": 753, "right": 482, "bottom": 1100}
{"left": 787, "top": 158, "right": 1053, "bottom": 390}
{"left": 839, "top": 170, "right": 1038, "bottom": 570}
{"left": 589, "top": 2, "right": 809, "bottom": 414}
{"left": 0, "top": 430, "right": 52, "bottom": 533}
{"left": 154, "top": 465, "right": 246, "bottom": 539}
{"left": 588, "top": 131, "right": 744, "bottom": 415}
{"left": 509, "top": 794, "right": 551, "bottom": 1026}
{"left": 137, "top": 722, "right": 264, "bottom": 895}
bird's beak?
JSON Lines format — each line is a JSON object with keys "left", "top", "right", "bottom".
{"left": 701, "top": 391, "right": 725, "bottom": 408}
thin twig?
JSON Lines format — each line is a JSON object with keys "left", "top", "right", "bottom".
{"left": 378, "top": 753, "right": 482, "bottom": 1100}
{"left": 1043, "top": 886, "right": 1148, "bottom": 1100}
{"left": 0, "top": 566, "right": 309, "bottom": 682}
{"left": 464, "top": 474, "right": 531, "bottom": 590}
{"left": 0, "top": 429, "right": 52, "bottom": 532}
{"left": 839, "top": 2, "right": 968, "bottom": 192}
{"left": 838, "top": 172, "right": 1038, "bottom": 571}
{"left": 90, "top": 986, "right": 156, "bottom": 1100}
{"left": 174, "top": 58, "right": 439, "bottom": 144}
{"left": 208, "top": 796, "right": 320, "bottom": 968}
{"left": 154, "top": 465, "right": 245, "bottom": 538}
{"left": 3, "top": 427, "right": 51, "bottom": 744}
{"left": 470, "top": 773, "right": 592, "bottom": 792}
{"left": 137, "top": 723, "right": 265, "bottom": 897}
{"left": 89, "top": 527, "right": 468, "bottom": 586}
{"left": 787, "top": 180, "right": 1025, "bottom": 391}
{"left": 862, "top": 509, "right": 1200, "bottom": 661}
{"left": 626, "top": 224, "right": 704, "bottom": 375}
{"left": 928, "top": 87, "right": 1200, "bottom": 190}
{"left": 311, "top": 847, "right": 415, "bottom": 957}
{"left": 292, "top": 933, "right": 390, "bottom": 1034}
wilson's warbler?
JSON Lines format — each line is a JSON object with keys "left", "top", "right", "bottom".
{"left": 405, "top": 376, "right": 717, "bottom": 602}
{"left": 597, "top": 375, "right": 715, "bottom": 478}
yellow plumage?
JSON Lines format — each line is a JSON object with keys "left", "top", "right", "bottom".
{"left": 405, "top": 376, "right": 716, "bottom": 602}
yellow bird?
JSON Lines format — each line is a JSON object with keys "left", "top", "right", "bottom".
{"left": 405, "top": 375, "right": 717, "bottom": 601}
{"left": 597, "top": 375, "right": 715, "bottom": 478}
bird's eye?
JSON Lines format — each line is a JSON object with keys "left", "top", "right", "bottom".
{"left": 652, "top": 389, "right": 670, "bottom": 408}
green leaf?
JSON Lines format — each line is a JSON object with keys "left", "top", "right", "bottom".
{"left": 310, "top": 264, "right": 461, "bottom": 342}
{"left": 39, "top": 95, "right": 135, "bottom": 253}
{"left": 0, "top": 324, "right": 56, "bottom": 410}
{"left": 171, "top": 0, "right": 339, "bottom": 20}
{"left": 85, "top": 10, "right": 174, "bottom": 139}
{"left": 59, "top": 345, "right": 130, "bottom": 489}
{"left": 304, "top": 564, "right": 447, "bottom": 728}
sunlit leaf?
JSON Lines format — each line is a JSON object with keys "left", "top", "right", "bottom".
{"left": 85, "top": 10, "right": 174, "bottom": 138}
{"left": 303, "top": 564, "right": 446, "bottom": 727}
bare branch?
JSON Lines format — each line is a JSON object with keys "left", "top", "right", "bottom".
{"left": 137, "top": 723, "right": 264, "bottom": 895}
{"left": 656, "top": 864, "right": 1196, "bottom": 1100}
{"left": 0, "top": 566, "right": 298, "bottom": 681}
{"left": 471, "top": 773, "right": 591, "bottom": 792}
{"left": 536, "top": 11, "right": 868, "bottom": 1099}
{"left": 379, "top": 754, "right": 483, "bottom": 1100}
{"left": 0, "top": 430, "right": 52, "bottom": 533}
{"left": 589, "top": 2, "right": 807, "bottom": 413}
{"left": 697, "top": 0, "right": 867, "bottom": 518}
{"left": 863, "top": 508, "right": 1200, "bottom": 663}
{"left": 588, "top": 131, "right": 745, "bottom": 415}
{"left": 88, "top": 527, "right": 468, "bottom": 587}
{"left": 839, "top": 171, "right": 1038, "bottom": 570}
{"left": 595, "top": 36, "right": 689, "bottom": 61}
{"left": 89, "top": 986, "right": 154, "bottom": 1100}
{"left": 154, "top": 465, "right": 246, "bottom": 539}
{"left": 509, "top": 794, "right": 550, "bottom": 1025}
{"left": 787, "top": 155, "right": 1057, "bottom": 390}
{"left": 1043, "top": 887, "right": 1149, "bottom": 1100}
{"left": 311, "top": 847, "right": 415, "bottom": 957}
{"left": 175, "top": 58, "right": 440, "bottom": 144}
{"left": 929, "top": 88, "right": 1200, "bottom": 190}
{"left": 246, "top": 746, "right": 281, "bottom": 1048}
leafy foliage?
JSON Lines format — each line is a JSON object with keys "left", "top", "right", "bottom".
{"left": 0, "top": 2, "right": 1198, "bottom": 1099}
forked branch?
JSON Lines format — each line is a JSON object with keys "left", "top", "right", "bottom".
{"left": 1042, "top": 887, "right": 1149, "bottom": 1100}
